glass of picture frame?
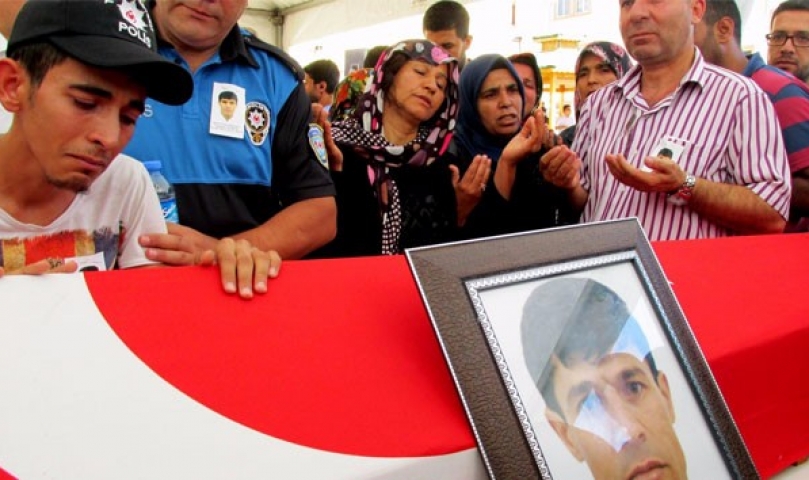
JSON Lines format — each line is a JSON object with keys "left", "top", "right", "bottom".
{"left": 405, "top": 218, "right": 758, "bottom": 480}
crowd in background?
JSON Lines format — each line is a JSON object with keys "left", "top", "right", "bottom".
{"left": 0, "top": 0, "right": 808, "bottom": 280}
{"left": 305, "top": 0, "right": 805, "bottom": 256}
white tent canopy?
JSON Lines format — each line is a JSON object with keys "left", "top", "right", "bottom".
{"left": 243, "top": 0, "right": 773, "bottom": 75}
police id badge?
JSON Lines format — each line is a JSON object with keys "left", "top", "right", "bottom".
{"left": 209, "top": 83, "right": 246, "bottom": 139}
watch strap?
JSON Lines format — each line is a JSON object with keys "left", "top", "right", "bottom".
{"left": 667, "top": 173, "right": 696, "bottom": 206}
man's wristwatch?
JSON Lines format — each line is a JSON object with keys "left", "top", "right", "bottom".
{"left": 667, "top": 173, "right": 696, "bottom": 206}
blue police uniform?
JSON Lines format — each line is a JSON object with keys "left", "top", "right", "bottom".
{"left": 124, "top": 23, "right": 334, "bottom": 239}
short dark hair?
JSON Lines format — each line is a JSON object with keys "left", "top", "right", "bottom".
{"left": 521, "top": 278, "right": 660, "bottom": 419}
{"left": 378, "top": 51, "right": 410, "bottom": 98}
{"left": 8, "top": 42, "right": 69, "bottom": 89}
{"left": 772, "top": 0, "right": 809, "bottom": 27}
{"left": 364, "top": 45, "right": 388, "bottom": 69}
{"left": 423, "top": 0, "right": 470, "bottom": 39}
{"left": 704, "top": 0, "right": 742, "bottom": 44}
{"left": 304, "top": 59, "right": 341, "bottom": 94}
{"left": 218, "top": 90, "right": 237, "bottom": 102}
{"left": 658, "top": 148, "right": 674, "bottom": 158}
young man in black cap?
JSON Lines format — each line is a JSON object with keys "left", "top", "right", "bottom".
{"left": 0, "top": 0, "right": 279, "bottom": 299}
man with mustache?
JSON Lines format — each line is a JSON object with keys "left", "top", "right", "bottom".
{"left": 522, "top": 278, "right": 688, "bottom": 480}
{"left": 0, "top": 0, "right": 279, "bottom": 299}
{"left": 539, "top": 0, "right": 791, "bottom": 241}
{"left": 768, "top": 0, "right": 809, "bottom": 85}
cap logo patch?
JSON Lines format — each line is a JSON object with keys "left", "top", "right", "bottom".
{"left": 245, "top": 102, "right": 271, "bottom": 146}
{"left": 113, "top": 0, "right": 152, "bottom": 48}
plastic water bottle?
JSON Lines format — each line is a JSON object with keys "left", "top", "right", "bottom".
{"left": 143, "top": 160, "right": 179, "bottom": 223}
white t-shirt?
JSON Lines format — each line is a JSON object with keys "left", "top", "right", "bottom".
{"left": 0, "top": 155, "right": 167, "bottom": 271}
{"left": 555, "top": 113, "right": 576, "bottom": 131}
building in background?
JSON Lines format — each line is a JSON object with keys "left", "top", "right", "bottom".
{"left": 0, "top": 0, "right": 779, "bottom": 135}
{"left": 241, "top": 0, "right": 781, "bottom": 129}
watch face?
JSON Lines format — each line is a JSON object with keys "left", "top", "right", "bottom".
{"left": 667, "top": 174, "right": 695, "bottom": 206}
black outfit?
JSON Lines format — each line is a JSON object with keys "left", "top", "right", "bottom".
{"left": 446, "top": 141, "right": 576, "bottom": 240}
{"left": 314, "top": 149, "right": 458, "bottom": 257}
{"left": 560, "top": 125, "right": 577, "bottom": 147}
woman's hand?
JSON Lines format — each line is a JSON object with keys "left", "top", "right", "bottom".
{"left": 501, "top": 110, "right": 546, "bottom": 166}
{"left": 451, "top": 154, "right": 492, "bottom": 226}
{"left": 539, "top": 145, "right": 582, "bottom": 190}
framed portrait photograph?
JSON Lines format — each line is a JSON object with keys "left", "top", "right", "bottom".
{"left": 405, "top": 219, "right": 758, "bottom": 480}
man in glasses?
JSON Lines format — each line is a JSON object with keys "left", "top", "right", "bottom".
{"left": 768, "top": 0, "right": 809, "bottom": 84}
{"left": 696, "top": 0, "right": 809, "bottom": 231}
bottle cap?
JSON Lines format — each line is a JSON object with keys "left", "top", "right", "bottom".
{"left": 143, "top": 160, "right": 162, "bottom": 173}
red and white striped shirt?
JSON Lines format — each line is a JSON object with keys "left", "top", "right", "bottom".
{"left": 573, "top": 49, "right": 791, "bottom": 240}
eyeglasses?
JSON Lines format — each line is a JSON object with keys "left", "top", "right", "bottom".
{"left": 766, "top": 31, "right": 809, "bottom": 47}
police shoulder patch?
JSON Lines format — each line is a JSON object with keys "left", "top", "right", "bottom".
{"left": 307, "top": 124, "right": 329, "bottom": 169}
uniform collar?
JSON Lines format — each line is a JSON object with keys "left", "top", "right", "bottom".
{"left": 218, "top": 26, "right": 259, "bottom": 67}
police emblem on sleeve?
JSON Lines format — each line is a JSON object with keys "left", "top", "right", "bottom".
{"left": 245, "top": 102, "right": 271, "bottom": 146}
{"left": 307, "top": 124, "right": 329, "bottom": 169}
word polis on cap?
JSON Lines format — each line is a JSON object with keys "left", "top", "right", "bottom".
{"left": 114, "top": 0, "right": 153, "bottom": 49}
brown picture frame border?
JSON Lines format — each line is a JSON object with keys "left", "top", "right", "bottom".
{"left": 405, "top": 218, "right": 758, "bottom": 479}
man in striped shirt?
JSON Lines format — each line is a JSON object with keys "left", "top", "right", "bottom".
{"left": 540, "top": 0, "right": 791, "bottom": 241}
{"left": 695, "top": 0, "right": 809, "bottom": 231}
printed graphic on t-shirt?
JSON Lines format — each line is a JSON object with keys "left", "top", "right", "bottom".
{"left": 0, "top": 226, "right": 124, "bottom": 272}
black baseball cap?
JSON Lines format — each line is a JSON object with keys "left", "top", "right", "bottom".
{"left": 7, "top": 0, "right": 193, "bottom": 106}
